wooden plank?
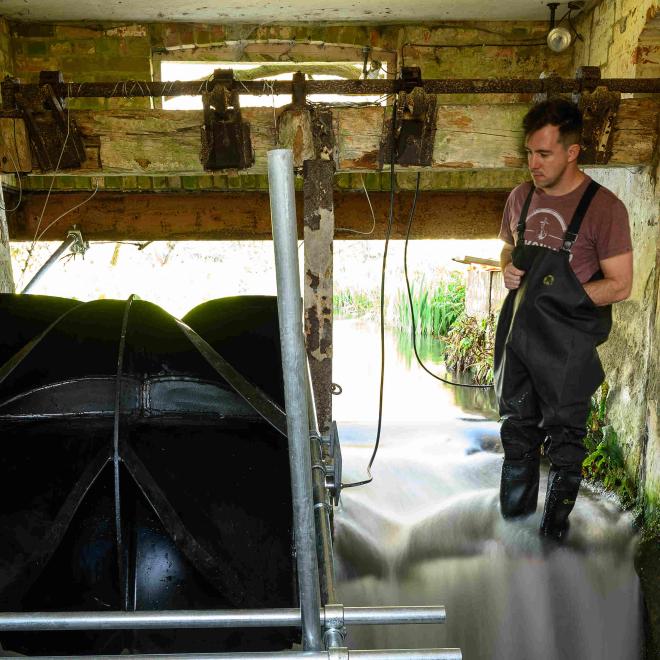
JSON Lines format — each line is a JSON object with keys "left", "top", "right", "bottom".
{"left": 7, "top": 190, "right": 508, "bottom": 241}
{"left": 13, "top": 98, "right": 657, "bottom": 176}
{"left": 0, "top": 118, "right": 32, "bottom": 173}
{"left": 303, "top": 160, "right": 335, "bottom": 435}
{"left": 0, "top": 186, "right": 15, "bottom": 292}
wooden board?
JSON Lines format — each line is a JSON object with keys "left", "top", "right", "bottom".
{"left": 7, "top": 190, "right": 508, "bottom": 241}
{"left": 12, "top": 98, "right": 657, "bottom": 176}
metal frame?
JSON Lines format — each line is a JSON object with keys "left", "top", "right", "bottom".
{"left": 0, "top": 148, "right": 462, "bottom": 660}
{"left": 1, "top": 76, "right": 659, "bottom": 108}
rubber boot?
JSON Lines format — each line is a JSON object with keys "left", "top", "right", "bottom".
{"left": 540, "top": 467, "right": 582, "bottom": 541}
{"left": 499, "top": 456, "right": 540, "bottom": 519}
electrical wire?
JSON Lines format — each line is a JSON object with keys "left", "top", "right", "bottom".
{"left": 335, "top": 176, "right": 376, "bottom": 236}
{"left": 20, "top": 106, "right": 73, "bottom": 280}
{"left": 341, "top": 97, "right": 398, "bottom": 490}
{"left": 403, "top": 173, "right": 493, "bottom": 389}
{"left": 34, "top": 182, "right": 99, "bottom": 243}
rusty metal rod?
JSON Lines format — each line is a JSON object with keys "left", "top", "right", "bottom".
{"left": 2, "top": 77, "right": 659, "bottom": 101}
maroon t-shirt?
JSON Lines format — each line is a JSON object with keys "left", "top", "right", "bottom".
{"left": 499, "top": 175, "right": 632, "bottom": 283}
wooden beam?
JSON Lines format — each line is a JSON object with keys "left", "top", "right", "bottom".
{"left": 303, "top": 160, "right": 335, "bottom": 436}
{"left": 0, "top": 186, "right": 15, "bottom": 292}
{"left": 4, "top": 98, "right": 656, "bottom": 176}
{"left": 7, "top": 190, "right": 508, "bottom": 241}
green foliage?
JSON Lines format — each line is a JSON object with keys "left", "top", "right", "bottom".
{"left": 392, "top": 275, "right": 466, "bottom": 337}
{"left": 443, "top": 313, "right": 495, "bottom": 386}
{"left": 333, "top": 289, "right": 376, "bottom": 318}
{"left": 582, "top": 382, "right": 636, "bottom": 506}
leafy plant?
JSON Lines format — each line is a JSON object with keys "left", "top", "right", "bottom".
{"left": 582, "top": 382, "right": 636, "bottom": 505}
{"left": 443, "top": 313, "right": 495, "bottom": 386}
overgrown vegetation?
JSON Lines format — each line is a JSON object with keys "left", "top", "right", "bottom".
{"left": 333, "top": 289, "right": 377, "bottom": 318}
{"left": 443, "top": 313, "right": 495, "bottom": 386}
{"left": 392, "top": 276, "right": 466, "bottom": 336}
{"left": 582, "top": 382, "right": 636, "bottom": 506}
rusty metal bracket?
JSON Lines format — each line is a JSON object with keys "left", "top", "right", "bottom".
{"left": 200, "top": 69, "right": 254, "bottom": 171}
{"left": 8, "top": 71, "right": 86, "bottom": 172}
{"left": 578, "top": 86, "right": 621, "bottom": 165}
{"left": 378, "top": 67, "right": 437, "bottom": 167}
{"left": 276, "top": 72, "right": 336, "bottom": 168}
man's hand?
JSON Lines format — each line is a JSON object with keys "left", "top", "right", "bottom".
{"left": 503, "top": 262, "right": 526, "bottom": 290}
{"left": 582, "top": 251, "right": 633, "bottom": 306}
{"left": 500, "top": 243, "right": 525, "bottom": 290}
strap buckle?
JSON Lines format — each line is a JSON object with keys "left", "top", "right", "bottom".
{"left": 562, "top": 231, "right": 578, "bottom": 252}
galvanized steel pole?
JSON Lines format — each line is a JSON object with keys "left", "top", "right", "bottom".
{"left": 267, "top": 148, "right": 323, "bottom": 651}
{"left": 21, "top": 233, "right": 76, "bottom": 294}
{"left": 20, "top": 650, "right": 462, "bottom": 660}
{"left": 0, "top": 606, "right": 447, "bottom": 631}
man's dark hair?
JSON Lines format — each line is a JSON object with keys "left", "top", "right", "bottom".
{"left": 522, "top": 98, "right": 583, "bottom": 147}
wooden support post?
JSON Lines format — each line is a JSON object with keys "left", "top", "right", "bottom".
{"left": 303, "top": 159, "right": 335, "bottom": 436}
{"left": 0, "top": 185, "right": 15, "bottom": 292}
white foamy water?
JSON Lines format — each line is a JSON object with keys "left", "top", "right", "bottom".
{"left": 332, "top": 320, "right": 642, "bottom": 660}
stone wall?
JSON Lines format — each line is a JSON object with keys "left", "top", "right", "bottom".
{"left": 574, "top": 0, "right": 660, "bottom": 527}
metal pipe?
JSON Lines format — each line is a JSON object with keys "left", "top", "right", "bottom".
{"left": 0, "top": 606, "right": 446, "bottom": 631}
{"left": 267, "top": 148, "right": 322, "bottom": 651}
{"left": 3, "top": 77, "right": 659, "bottom": 100}
{"left": 305, "top": 363, "right": 338, "bottom": 609}
{"left": 15, "top": 650, "right": 462, "bottom": 660}
{"left": 21, "top": 234, "right": 76, "bottom": 294}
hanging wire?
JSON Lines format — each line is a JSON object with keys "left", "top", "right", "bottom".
{"left": 403, "top": 173, "right": 494, "bottom": 389}
{"left": 20, "top": 105, "right": 73, "bottom": 279}
{"left": 334, "top": 176, "right": 377, "bottom": 236}
{"left": 341, "top": 96, "right": 398, "bottom": 490}
{"left": 34, "top": 182, "right": 100, "bottom": 243}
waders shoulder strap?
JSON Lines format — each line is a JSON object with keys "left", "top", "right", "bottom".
{"left": 561, "top": 180, "right": 601, "bottom": 253}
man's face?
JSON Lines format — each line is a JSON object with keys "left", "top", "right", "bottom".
{"left": 524, "top": 124, "right": 579, "bottom": 191}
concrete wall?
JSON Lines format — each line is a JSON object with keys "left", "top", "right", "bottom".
{"left": 573, "top": 0, "right": 660, "bottom": 527}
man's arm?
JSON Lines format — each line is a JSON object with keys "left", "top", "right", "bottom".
{"left": 582, "top": 251, "right": 633, "bottom": 306}
{"left": 500, "top": 243, "right": 525, "bottom": 290}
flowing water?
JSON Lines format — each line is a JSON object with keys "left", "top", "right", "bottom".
{"left": 331, "top": 319, "right": 642, "bottom": 660}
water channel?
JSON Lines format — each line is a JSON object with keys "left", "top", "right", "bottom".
{"left": 331, "top": 319, "right": 642, "bottom": 660}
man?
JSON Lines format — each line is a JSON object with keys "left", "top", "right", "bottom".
{"left": 494, "top": 98, "right": 633, "bottom": 541}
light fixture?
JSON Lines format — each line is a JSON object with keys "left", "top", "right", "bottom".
{"left": 546, "top": 3, "right": 572, "bottom": 52}
{"left": 546, "top": 2, "right": 584, "bottom": 53}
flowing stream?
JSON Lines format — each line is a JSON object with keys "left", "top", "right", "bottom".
{"left": 331, "top": 319, "right": 642, "bottom": 660}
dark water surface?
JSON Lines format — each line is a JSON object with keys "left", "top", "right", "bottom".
{"left": 332, "top": 320, "right": 641, "bottom": 660}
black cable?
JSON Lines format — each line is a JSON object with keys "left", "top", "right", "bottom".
{"left": 342, "top": 96, "right": 399, "bottom": 490}
{"left": 403, "top": 172, "right": 493, "bottom": 389}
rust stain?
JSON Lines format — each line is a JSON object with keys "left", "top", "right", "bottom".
{"left": 345, "top": 149, "right": 379, "bottom": 169}
{"left": 135, "top": 158, "right": 151, "bottom": 169}
{"left": 293, "top": 126, "right": 304, "bottom": 161}
{"left": 432, "top": 160, "right": 474, "bottom": 168}
{"left": 448, "top": 112, "right": 472, "bottom": 129}
{"left": 632, "top": 45, "right": 659, "bottom": 65}
{"left": 504, "top": 155, "right": 526, "bottom": 167}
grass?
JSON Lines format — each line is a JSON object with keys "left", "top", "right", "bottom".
{"left": 333, "top": 289, "right": 377, "bottom": 318}
{"left": 392, "top": 275, "right": 466, "bottom": 337}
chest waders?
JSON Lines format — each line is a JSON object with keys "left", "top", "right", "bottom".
{"left": 493, "top": 180, "right": 612, "bottom": 541}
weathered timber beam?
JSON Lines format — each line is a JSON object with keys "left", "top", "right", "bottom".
{"left": 7, "top": 190, "right": 507, "bottom": 241}
{"left": 2, "top": 99, "right": 656, "bottom": 175}
{"left": 303, "top": 160, "right": 335, "bottom": 435}
{"left": 0, "top": 186, "right": 15, "bottom": 292}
